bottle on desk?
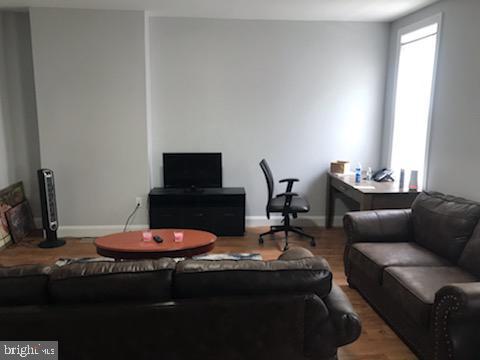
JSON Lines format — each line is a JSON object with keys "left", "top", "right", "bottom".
{"left": 399, "top": 169, "right": 405, "bottom": 189}
{"left": 355, "top": 164, "right": 362, "bottom": 183}
{"left": 409, "top": 170, "right": 418, "bottom": 191}
{"left": 366, "top": 167, "right": 373, "bottom": 181}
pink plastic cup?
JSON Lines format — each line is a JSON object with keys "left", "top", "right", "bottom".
{"left": 173, "top": 231, "right": 184, "bottom": 243}
{"left": 142, "top": 231, "right": 153, "bottom": 242}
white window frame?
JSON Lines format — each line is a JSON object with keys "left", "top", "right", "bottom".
{"left": 386, "top": 13, "right": 443, "bottom": 188}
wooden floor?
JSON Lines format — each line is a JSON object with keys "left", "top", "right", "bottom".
{"left": 0, "top": 227, "right": 416, "bottom": 359}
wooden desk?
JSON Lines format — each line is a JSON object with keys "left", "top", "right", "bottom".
{"left": 326, "top": 172, "right": 420, "bottom": 228}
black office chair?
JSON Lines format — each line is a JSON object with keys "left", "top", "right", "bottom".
{"left": 259, "top": 159, "right": 315, "bottom": 251}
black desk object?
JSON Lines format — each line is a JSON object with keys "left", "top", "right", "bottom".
{"left": 149, "top": 187, "right": 245, "bottom": 236}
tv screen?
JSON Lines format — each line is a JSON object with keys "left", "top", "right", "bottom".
{"left": 163, "top": 153, "right": 222, "bottom": 189}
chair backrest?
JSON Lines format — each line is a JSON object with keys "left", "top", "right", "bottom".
{"left": 259, "top": 159, "right": 274, "bottom": 218}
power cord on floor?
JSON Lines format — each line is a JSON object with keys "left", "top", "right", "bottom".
{"left": 123, "top": 203, "right": 140, "bottom": 232}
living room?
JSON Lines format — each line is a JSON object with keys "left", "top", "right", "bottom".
{"left": 0, "top": 0, "right": 479, "bottom": 359}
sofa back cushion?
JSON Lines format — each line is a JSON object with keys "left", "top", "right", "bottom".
{"left": 411, "top": 191, "right": 480, "bottom": 262}
{"left": 458, "top": 223, "right": 480, "bottom": 278}
{"left": 49, "top": 259, "right": 176, "bottom": 304}
{"left": 0, "top": 265, "right": 50, "bottom": 306}
{"left": 174, "top": 257, "right": 332, "bottom": 299}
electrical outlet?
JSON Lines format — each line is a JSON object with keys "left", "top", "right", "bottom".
{"left": 135, "top": 197, "right": 143, "bottom": 208}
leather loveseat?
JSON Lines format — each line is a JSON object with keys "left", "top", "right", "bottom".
{"left": 344, "top": 191, "right": 480, "bottom": 360}
{"left": 0, "top": 248, "right": 360, "bottom": 360}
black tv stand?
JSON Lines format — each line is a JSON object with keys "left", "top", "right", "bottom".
{"left": 149, "top": 187, "right": 245, "bottom": 236}
{"left": 184, "top": 186, "right": 204, "bottom": 193}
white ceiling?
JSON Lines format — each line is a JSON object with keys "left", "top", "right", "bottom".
{"left": 0, "top": 0, "right": 440, "bottom": 22}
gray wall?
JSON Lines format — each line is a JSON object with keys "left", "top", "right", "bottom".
{"left": 0, "top": 13, "right": 10, "bottom": 189}
{"left": 0, "top": 11, "right": 41, "bottom": 215}
{"left": 30, "top": 8, "right": 150, "bottom": 231}
{"left": 149, "top": 18, "right": 390, "bottom": 219}
{"left": 384, "top": 0, "right": 480, "bottom": 201}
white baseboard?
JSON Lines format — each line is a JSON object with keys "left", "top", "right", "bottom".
{"left": 58, "top": 225, "right": 148, "bottom": 238}
{"left": 57, "top": 216, "right": 343, "bottom": 238}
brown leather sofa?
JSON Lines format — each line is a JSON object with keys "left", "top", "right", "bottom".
{"left": 344, "top": 191, "right": 480, "bottom": 360}
{"left": 0, "top": 248, "right": 360, "bottom": 360}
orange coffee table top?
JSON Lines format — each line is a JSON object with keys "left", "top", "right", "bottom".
{"left": 95, "top": 229, "right": 216, "bottom": 259}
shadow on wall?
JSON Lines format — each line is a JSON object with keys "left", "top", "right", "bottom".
{"left": 0, "top": 12, "right": 41, "bottom": 217}
{"left": 302, "top": 170, "right": 355, "bottom": 226}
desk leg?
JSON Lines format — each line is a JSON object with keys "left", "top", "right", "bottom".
{"left": 360, "top": 194, "right": 374, "bottom": 211}
{"left": 326, "top": 175, "right": 335, "bottom": 228}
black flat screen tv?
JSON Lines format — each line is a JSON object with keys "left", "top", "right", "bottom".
{"left": 163, "top": 153, "right": 222, "bottom": 189}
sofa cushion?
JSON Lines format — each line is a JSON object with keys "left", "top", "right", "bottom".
{"left": 349, "top": 242, "right": 450, "bottom": 284}
{"left": 411, "top": 191, "right": 480, "bottom": 262}
{"left": 174, "top": 257, "right": 332, "bottom": 299}
{"left": 383, "top": 266, "right": 476, "bottom": 327}
{"left": 49, "top": 259, "right": 176, "bottom": 304}
{"left": 0, "top": 265, "right": 51, "bottom": 306}
{"left": 458, "top": 223, "right": 480, "bottom": 278}
{"left": 344, "top": 209, "right": 413, "bottom": 244}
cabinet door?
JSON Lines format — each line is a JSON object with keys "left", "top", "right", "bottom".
{"left": 183, "top": 208, "right": 214, "bottom": 231}
{"left": 149, "top": 208, "right": 184, "bottom": 228}
{"left": 212, "top": 207, "right": 244, "bottom": 236}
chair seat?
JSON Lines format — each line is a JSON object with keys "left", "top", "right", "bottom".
{"left": 269, "top": 196, "right": 310, "bottom": 213}
{"left": 383, "top": 266, "right": 476, "bottom": 327}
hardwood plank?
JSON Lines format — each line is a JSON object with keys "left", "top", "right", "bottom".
{"left": 0, "top": 227, "right": 416, "bottom": 359}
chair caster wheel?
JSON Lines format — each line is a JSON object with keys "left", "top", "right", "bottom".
{"left": 283, "top": 244, "right": 289, "bottom": 251}
{"left": 310, "top": 240, "right": 316, "bottom": 247}
{"left": 258, "top": 237, "right": 264, "bottom": 244}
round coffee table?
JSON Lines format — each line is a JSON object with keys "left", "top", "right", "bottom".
{"left": 95, "top": 229, "right": 216, "bottom": 260}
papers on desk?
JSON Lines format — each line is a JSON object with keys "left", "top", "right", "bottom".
{"left": 354, "top": 185, "right": 376, "bottom": 190}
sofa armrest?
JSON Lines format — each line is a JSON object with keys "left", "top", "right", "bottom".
{"left": 323, "top": 283, "right": 361, "bottom": 347}
{"left": 433, "top": 283, "right": 480, "bottom": 360}
{"left": 303, "top": 286, "right": 361, "bottom": 358}
{"left": 343, "top": 209, "right": 413, "bottom": 245}
{"left": 278, "top": 247, "right": 314, "bottom": 261}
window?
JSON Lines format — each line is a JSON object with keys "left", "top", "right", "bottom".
{"left": 389, "top": 15, "right": 441, "bottom": 186}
